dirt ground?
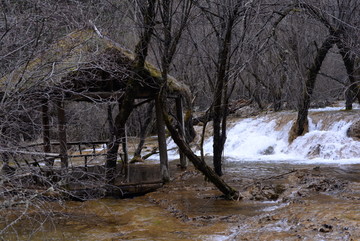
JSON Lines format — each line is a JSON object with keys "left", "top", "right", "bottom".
{"left": 146, "top": 162, "right": 360, "bottom": 240}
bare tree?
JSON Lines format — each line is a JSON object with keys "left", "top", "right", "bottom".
{"left": 105, "top": 0, "right": 157, "bottom": 182}
{"left": 189, "top": 0, "right": 261, "bottom": 176}
{"left": 289, "top": 0, "right": 360, "bottom": 141}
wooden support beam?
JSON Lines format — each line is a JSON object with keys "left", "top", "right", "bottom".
{"left": 175, "top": 97, "right": 187, "bottom": 169}
{"left": 155, "top": 97, "right": 170, "bottom": 182}
{"left": 64, "top": 91, "right": 125, "bottom": 102}
{"left": 121, "top": 125, "right": 129, "bottom": 164}
{"left": 57, "top": 100, "right": 68, "bottom": 168}
{"left": 42, "top": 100, "right": 52, "bottom": 166}
{"left": 122, "top": 125, "right": 129, "bottom": 182}
{"left": 63, "top": 91, "right": 156, "bottom": 102}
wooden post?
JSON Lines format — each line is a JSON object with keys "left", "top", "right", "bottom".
{"left": 155, "top": 97, "right": 170, "bottom": 182}
{"left": 122, "top": 125, "right": 129, "bottom": 182}
{"left": 78, "top": 143, "right": 88, "bottom": 168}
{"left": 42, "top": 100, "right": 52, "bottom": 166}
{"left": 57, "top": 100, "right": 68, "bottom": 168}
{"left": 175, "top": 97, "right": 187, "bottom": 169}
{"left": 122, "top": 125, "right": 129, "bottom": 164}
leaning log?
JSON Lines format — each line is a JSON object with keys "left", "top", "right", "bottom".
{"left": 160, "top": 93, "right": 241, "bottom": 200}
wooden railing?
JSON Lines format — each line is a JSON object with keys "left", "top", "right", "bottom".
{"left": 21, "top": 141, "right": 109, "bottom": 168}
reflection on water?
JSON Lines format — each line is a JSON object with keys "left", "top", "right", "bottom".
{"left": 0, "top": 162, "right": 284, "bottom": 240}
{"left": 1, "top": 196, "right": 247, "bottom": 241}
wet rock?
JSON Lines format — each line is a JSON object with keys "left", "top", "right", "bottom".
{"left": 274, "top": 184, "right": 286, "bottom": 194}
{"left": 319, "top": 224, "right": 333, "bottom": 233}
{"left": 307, "top": 178, "right": 347, "bottom": 192}
{"left": 260, "top": 146, "right": 275, "bottom": 155}
{"left": 248, "top": 183, "right": 285, "bottom": 201}
{"left": 307, "top": 144, "right": 322, "bottom": 158}
{"left": 347, "top": 120, "right": 360, "bottom": 140}
{"left": 258, "top": 215, "right": 277, "bottom": 223}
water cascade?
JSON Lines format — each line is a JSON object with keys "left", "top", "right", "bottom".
{"left": 202, "top": 106, "right": 360, "bottom": 164}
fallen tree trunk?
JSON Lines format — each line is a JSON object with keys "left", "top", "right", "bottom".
{"left": 160, "top": 93, "right": 241, "bottom": 200}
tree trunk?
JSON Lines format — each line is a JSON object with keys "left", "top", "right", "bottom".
{"left": 42, "top": 100, "right": 52, "bottom": 166}
{"left": 106, "top": 0, "right": 156, "bottom": 182}
{"left": 337, "top": 41, "right": 360, "bottom": 110}
{"left": 107, "top": 104, "right": 116, "bottom": 144}
{"left": 213, "top": 110, "right": 224, "bottom": 176}
{"left": 175, "top": 97, "right": 187, "bottom": 169}
{"left": 345, "top": 87, "right": 356, "bottom": 110}
{"left": 106, "top": 96, "right": 134, "bottom": 182}
{"left": 289, "top": 35, "right": 338, "bottom": 142}
{"left": 184, "top": 107, "right": 196, "bottom": 143}
{"left": 133, "top": 102, "right": 154, "bottom": 160}
{"left": 212, "top": 14, "right": 235, "bottom": 176}
{"left": 155, "top": 97, "right": 170, "bottom": 182}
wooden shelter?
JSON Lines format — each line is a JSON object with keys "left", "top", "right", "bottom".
{"left": 0, "top": 28, "right": 192, "bottom": 183}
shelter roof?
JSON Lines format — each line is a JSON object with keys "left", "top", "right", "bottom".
{"left": 0, "top": 28, "right": 188, "bottom": 101}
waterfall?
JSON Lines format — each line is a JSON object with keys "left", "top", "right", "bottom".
{"left": 202, "top": 106, "right": 360, "bottom": 164}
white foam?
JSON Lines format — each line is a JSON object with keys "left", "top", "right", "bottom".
{"left": 309, "top": 106, "right": 344, "bottom": 112}
{"left": 202, "top": 112, "right": 360, "bottom": 164}
{"left": 261, "top": 202, "right": 288, "bottom": 212}
{"left": 309, "top": 102, "right": 360, "bottom": 112}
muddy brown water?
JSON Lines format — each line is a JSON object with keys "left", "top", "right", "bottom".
{"left": 2, "top": 160, "right": 360, "bottom": 240}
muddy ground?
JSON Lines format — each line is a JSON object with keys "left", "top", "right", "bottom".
{"left": 146, "top": 162, "right": 360, "bottom": 240}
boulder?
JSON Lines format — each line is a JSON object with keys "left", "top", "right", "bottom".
{"left": 347, "top": 120, "right": 360, "bottom": 140}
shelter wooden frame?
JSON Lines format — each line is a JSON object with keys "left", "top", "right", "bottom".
{"left": 0, "top": 28, "right": 190, "bottom": 182}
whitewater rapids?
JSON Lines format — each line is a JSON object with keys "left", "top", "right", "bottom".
{"left": 200, "top": 106, "right": 360, "bottom": 164}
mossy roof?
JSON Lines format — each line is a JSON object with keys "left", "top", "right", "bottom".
{"left": 0, "top": 28, "right": 188, "bottom": 99}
